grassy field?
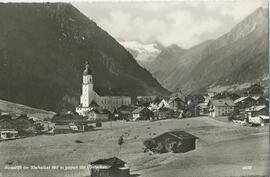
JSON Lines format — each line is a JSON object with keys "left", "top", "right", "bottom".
{"left": 0, "top": 117, "right": 269, "bottom": 177}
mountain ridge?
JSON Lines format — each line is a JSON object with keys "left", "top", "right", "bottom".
{"left": 127, "top": 7, "right": 268, "bottom": 94}
{"left": 0, "top": 3, "right": 169, "bottom": 112}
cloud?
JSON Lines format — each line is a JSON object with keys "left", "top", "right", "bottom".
{"left": 220, "top": 0, "right": 267, "bottom": 22}
{"left": 73, "top": 1, "right": 267, "bottom": 48}
{"left": 99, "top": 10, "right": 168, "bottom": 43}
{"left": 156, "top": 10, "right": 221, "bottom": 48}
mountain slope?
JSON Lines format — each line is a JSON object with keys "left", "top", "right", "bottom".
{"left": 147, "top": 7, "right": 268, "bottom": 93}
{"left": 0, "top": 3, "right": 169, "bottom": 112}
{"left": 0, "top": 99, "right": 55, "bottom": 120}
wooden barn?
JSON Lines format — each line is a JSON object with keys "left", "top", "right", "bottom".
{"left": 144, "top": 131, "right": 198, "bottom": 153}
{"left": 89, "top": 157, "right": 130, "bottom": 177}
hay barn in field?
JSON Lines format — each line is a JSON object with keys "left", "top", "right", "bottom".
{"left": 144, "top": 130, "right": 198, "bottom": 153}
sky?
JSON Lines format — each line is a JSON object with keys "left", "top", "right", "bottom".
{"left": 73, "top": 0, "right": 268, "bottom": 49}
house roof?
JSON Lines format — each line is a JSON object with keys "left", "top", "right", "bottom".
{"left": 55, "top": 124, "right": 70, "bottom": 130}
{"left": 90, "top": 157, "right": 126, "bottom": 167}
{"left": 212, "top": 99, "right": 235, "bottom": 107}
{"left": 245, "top": 105, "right": 266, "bottom": 112}
{"left": 197, "top": 102, "right": 208, "bottom": 108}
{"left": 157, "top": 131, "right": 198, "bottom": 141}
{"left": 259, "top": 115, "right": 269, "bottom": 120}
{"left": 132, "top": 107, "right": 149, "bottom": 114}
{"left": 89, "top": 100, "right": 99, "bottom": 107}
{"left": 234, "top": 96, "right": 254, "bottom": 104}
{"left": 158, "top": 107, "right": 174, "bottom": 112}
{"left": 168, "top": 96, "right": 185, "bottom": 103}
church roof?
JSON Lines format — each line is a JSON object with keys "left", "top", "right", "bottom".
{"left": 83, "top": 61, "right": 92, "bottom": 75}
{"left": 89, "top": 100, "right": 99, "bottom": 107}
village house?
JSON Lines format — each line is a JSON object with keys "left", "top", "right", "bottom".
{"left": 51, "top": 112, "right": 88, "bottom": 133}
{"left": 158, "top": 99, "right": 170, "bottom": 108}
{"left": 87, "top": 108, "right": 109, "bottom": 122}
{"left": 252, "top": 96, "right": 268, "bottom": 106}
{"left": 0, "top": 117, "right": 19, "bottom": 140}
{"left": 245, "top": 105, "right": 269, "bottom": 126}
{"left": 245, "top": 105, "right": 269, "bottom": 118}
{"left": 234, "top": 96, "right": 257, "bottom": 110}
{"left": 116, "top": 105, "right": 137, "bottom": 121}
{"left": 196, "top": 102, "right": 209, "bottom": 116}
{"left": 54, "top": 124, "right": 73, "bottom": 134}
{"left": 89, "top": 157, "right": 130, "bottom": 177}
{"left": 0, "top": 129, "right": 18, "bottom": 140}
{"left": 168, "top": 96, "right": 186, "bottom": 111}
{"left": 0, "top": 114, "right": 35, "bottom": 136}
{"left": 132, "top": 107, "right": 153, "bottom": 121}
{"left": 76, "top": 62, "right": 131, "bottom": 116}
{"left": 209, "top": 99, "right": 235, "bottom": 117}
{"left": 157, "top": 107, "right": 175, "bottom": 120}
{"left": 143, "top": 130, "right": 198, "bottom": 153}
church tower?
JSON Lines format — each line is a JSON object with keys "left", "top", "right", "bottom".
{"left": 80, "top": 61, "right": 93, "bottom": 107}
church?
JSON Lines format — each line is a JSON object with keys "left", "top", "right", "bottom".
{"left": 76, "top": 62, "right": 131, "bottom": 116}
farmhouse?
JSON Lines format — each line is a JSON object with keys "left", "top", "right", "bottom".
{"left": 0, "top": 129, "right": 18, "bottom": 140}
{"left": 54, "top": 124, "right": 73, "bottom": 134}
{"left": 0, "top": 114, "right": 34, "bottom": 135}
{"left": 76, "top": 62, "right": 131, "bottom": 116}
{"left": 168, "top": 96, "right": 186, "bottom": 111}
{"left": 234, "top": 96, "right": 256, "bottom": 109}
{"left": 197, "top": 102, "right": 209, "bottom": 116}
{"left": 245, "top": 105, "right": 269, "bottom": 117}
{"left": 87, "top": 108, "right": 109, "bottom": 122}
{"left": 157, "top": 107, "right": 176, "bottom": 119}
{"left": 158, "top": 99, "right": 170, "bottom": 108}
{"left": 89, "top": 157, "right": 130, "bottom": 177}
{"left": 209, "top": 99, "right": 235, "bottom": 117}
{"left": 132, "top": 107, "right": 153, "bottom": 121}
{"left": 51, "top": 112, "right": 87, "bottom": 132}
{"left": 144, "top": 131, "right": 198, "bottom": 153}
{"left": 117, "top": 105, "right": 137, "bottom": 120}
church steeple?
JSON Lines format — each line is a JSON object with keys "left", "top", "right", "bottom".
{"left": 83, "top": 61, "right": 92, "bottom": 75}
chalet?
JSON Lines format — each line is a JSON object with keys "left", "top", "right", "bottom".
{"left": 89, "top": 157, "right": 130, "bottom": 177}
{"left": 132, "top": 107, "right": 153, "bottom": 121}
{"left": 248, "top": 115, "right": 269, "bottom": 126}
{"left": 196, "top": 102, "right": 209, "bottom": 116}
{"left": 51, "top": 112, "right": 88, "bottom": 132}
{"left": 143, "top": 131, "right": 198, "bottom": 153}
{"left": 245, "top": 105, "right": 269, "bottom": 117}
{"left": 117, "top": 105, "right": 137, "bottom": 121}
{"left": 209, "top": 99, "right": 235, "bottom": 117}
{"left": 169, "top": 89, "right": 186, "bottom": 102}
{"left": 252, "top": 96, "right": 267, "bottom": 105}
{"left": 87, "top": 108, "right": 109, "bottom": 122}
{"left": 168, "top": 96, "right": 186, "bottom": 111}
{"left": 54, "top": 124, "right": 73, "bottom": 134}
{"left": 0, "top": 114, "right": 34, "bottom": 135}
{"left": 158, "top": 99, "right": 170, "bottom": 108}
{"left": 0, "top": 129, "right": 18, "bottom": 140}
{"left": 233, "top": 96, "right": 256, "bottom": 110}
{"left": 157, "top": 107, "right": 175, "bottom": 119}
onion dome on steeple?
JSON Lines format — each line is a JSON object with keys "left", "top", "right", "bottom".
{"left": 83, "top": 61, "right": 92, "bottom": 75}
